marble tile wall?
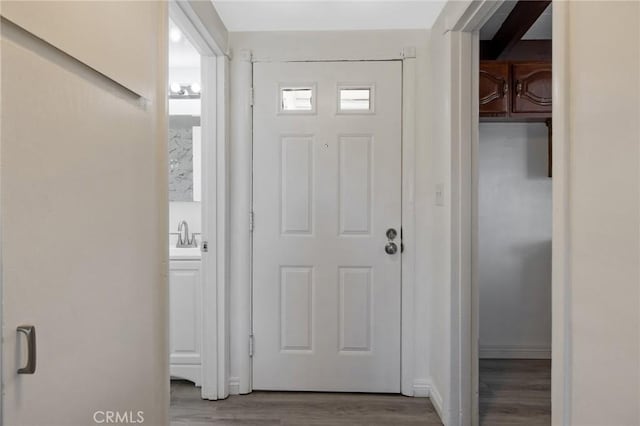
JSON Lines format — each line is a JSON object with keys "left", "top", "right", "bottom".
{"left": 169, "top": 115, "right": 200, "bottom": 201}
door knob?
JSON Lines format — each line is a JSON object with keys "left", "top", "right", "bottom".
{"left": 386, "top": 228, "right": 398, "bottom": 240}
{"left": 385, "top": 242, "right": 398, "bottom": 255}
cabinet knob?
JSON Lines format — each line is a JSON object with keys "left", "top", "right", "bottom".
{"left": 516, "top": 81, "right": 523, "bottom": 97}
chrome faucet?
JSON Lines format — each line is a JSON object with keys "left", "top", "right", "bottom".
{"left": 176, "top": 220, "right": 197, "bottom": 248}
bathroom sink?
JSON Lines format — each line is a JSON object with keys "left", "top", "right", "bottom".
{"left": 169, "top": 247, "right": 201, "bottom": 260}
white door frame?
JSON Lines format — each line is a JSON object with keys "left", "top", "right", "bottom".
{"left": 169, "top": 1, "right": 230, "bottom": 400}
{"left": 229, "top": 49, "right": 420, "bottom": 396}
{"left": 446, "top": 1, "right": 570, "bottom": 425}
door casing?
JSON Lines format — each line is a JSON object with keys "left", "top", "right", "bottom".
{"left": 227, "top": 51, "right": 420, "bottom": 396}
{"left": 169, "top": 1, "right": 231, "bottom": 401}
{"left": 436, "top": 1, "right": 568, "bottom": 425}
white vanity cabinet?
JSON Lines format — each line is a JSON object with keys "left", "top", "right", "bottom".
{"left": 169, "top": 258, "right": 202, "bottom": 385}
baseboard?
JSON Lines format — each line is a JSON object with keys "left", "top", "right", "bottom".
{"left": 427, "top": 378, "right": 445, "bottom": 425}
{"left": 228, "top": 376, "right": 240, "bottom": 395}
{"left": 412, "top": 379, "right": 430, "bottom": 398}
{"left": 479, "top": 344, "right": 551, "bottom": 359}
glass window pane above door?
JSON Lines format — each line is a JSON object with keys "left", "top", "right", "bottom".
{"left": 339, "top": 88, "right": 371, "bottom": 111}
{"left": 281, "top": 87, "right": 314, "bottom": 112}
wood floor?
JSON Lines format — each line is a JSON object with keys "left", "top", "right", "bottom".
{"left": 171, "top": 359, "right": 550, "bottom": 425}
{"left": 479, "top": 359, "right": 551, "bottom": 425}
{"left": 170, "top": 382, "right": 443, "bottom": 426}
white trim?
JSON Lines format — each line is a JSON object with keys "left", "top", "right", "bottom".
{"left": 170, "top": 1, "right": 230, "bottom": 401}
{"left": 215, "top": 55, "right": 231, "bottom": 400}
{"left": 199, "top": 55, "right": 218, "bottom": 401}
{"left": 551, "top": 2, "right": 571, "bottom": 424}
{"left": 412, "top": 379, "right": 430, "bottom": 398}
{"left": 429, "top": 379, "right": 445, "bottom": 423}
{"left": 0, "top": 3, "right": 4, "bottom": 422}
{"left": 229, "top": 48, "right": 253, "bottom": 395}
{"left": 228, "top": 376, "right": 240, "bottom": 395}
{"left": 169, "top": 2, "right": 215, "bottom": 57}
{"left": 470, "top": 28, "right": 481, "bottom": 426}
{"left": 230, "top": 30, "right": 425, "bottom": 64}
{"left": 240, "top": 54, "right": 420, "bottom": 397}
{"left": 479, "top": 345, "right": 552, "bottom": 360}
{"left": 170, "top": 1, "right": 227, "bottom": 57}
{"left": 401, "top": 55, "right": 417, "bottom": 397}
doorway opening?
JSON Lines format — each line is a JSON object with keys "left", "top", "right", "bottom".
{"left": 476, "top": 2, "right": 552, "bottom": 424}
{"left": 166, "top": 2, "right": 229, "bottom": 404}
{"left": 167, "top": 13, "right": 204, "bottom": 391}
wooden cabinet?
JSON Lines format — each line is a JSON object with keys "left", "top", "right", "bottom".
{"left": 479, "top": 62, "right": 510, "bottom": 117}
{"left": 480, "top": 61, "right": 551, "bottom": 119}
{"left": 512, "top": 63, "right": 552, "bottom": 116}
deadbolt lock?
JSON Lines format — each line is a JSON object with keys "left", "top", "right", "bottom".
{"left": 386, "top": 228, "right": 398, "bottom": 240}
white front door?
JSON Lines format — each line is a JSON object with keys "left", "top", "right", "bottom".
{"left": 252, "top": 61, "right": 402, "bottom": 392}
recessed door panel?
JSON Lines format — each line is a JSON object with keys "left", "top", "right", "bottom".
{"left": 339, "top": 135, "right": 373, "bottom": 236}
{"left": 281, "top": 136, "right": 314, "bottom": 235}
{"left": 280, "top": 267, "right": 314, "bottom": 351}
{"left": 339, "top": 267, "right": 372, "bottom": 352}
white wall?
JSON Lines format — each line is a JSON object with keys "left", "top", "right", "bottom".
{"left": 478, "top": 123, "right": 551, "bottom": 359}
{"left": 557, "top": 2, "right": 640, "bottom": 425}
{"left": 424, "top": 22, "right": 453, "bottom": 423}
{"left": 424, "top": 2, "right": 480, "bottom": 423}
{"left": 169, "top": 66, "right": 200, "bottom": 87}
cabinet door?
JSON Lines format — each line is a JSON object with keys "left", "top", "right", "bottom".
{"left": 479, "top": 62, "right": 510, "bottom": 117}
{"left": 170, "top": 261, "right": 202, "bottom": 385}
{"left": 512, "top": 63, "right": 552, "bottom": 116}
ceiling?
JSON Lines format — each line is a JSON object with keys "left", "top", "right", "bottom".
{"left": 480, "top": 2, "right": 552, "bottom": 41}
{"left": 212, "top": 0, "right": 447, "bottom": 32}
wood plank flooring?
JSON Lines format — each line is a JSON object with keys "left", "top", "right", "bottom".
{"left": 479, "top": 359, "right": 551, "bottom": 425}
{"left": 171, "top": 382, "right": 443, "bottom": 426}
{"left": 171, "top": 359, "right": 550, "bottom": 425}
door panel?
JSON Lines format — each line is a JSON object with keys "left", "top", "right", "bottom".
{"left": 479, "top": 61, "right": 509, "bottom": 117}
{"left": 512, "top": 62, "right": 552, "bottom": 115}
{"left": 1, "top": 7, "right": 167, "bottom": 426}
{"left": 252, "top": 61, "right": 401, "bottom": 393}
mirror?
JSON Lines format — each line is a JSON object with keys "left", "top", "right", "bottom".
{"left": 169, "top": 114, "right": 201, "bottom": 202}
{"left": 168, "top": 18, "right": 201, "bottom": 202}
